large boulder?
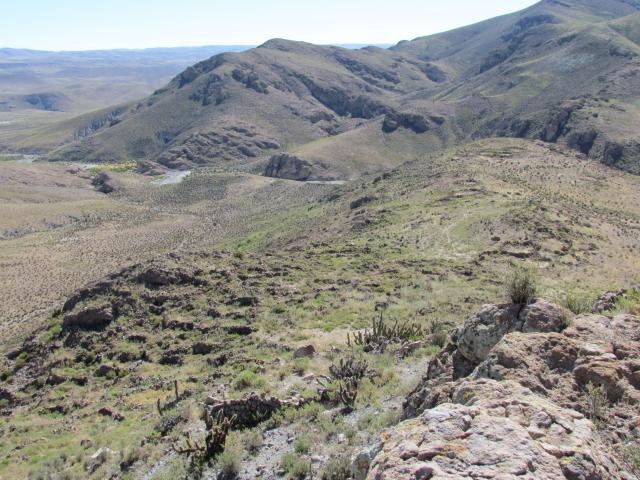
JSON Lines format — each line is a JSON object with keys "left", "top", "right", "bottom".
{"left": 293, "top": 344, "right": 316, "bottom": 359}
{"left": 402, "top": 302, "right": 567, "bottom": 415}
{"left": 63, "top": 305, "right": 114, "bottom": 330}
{"left": 368, "top": 380, "right": 630, "bottom": 479}
{"left": 205, "top": 392, "right": 308, "bottom": 428}
{"left": 264, "top": 154, "right": 315, "bottom": 181}
{"left": 454, "top": 300, "right": 567, "bottom": 366}
{"left": 474, "top": 314, "right": 640, "bottom": 407}
{"left": 520, "top": 301, "right": 568, "bottom": 333}
{"left": 455, "top": 303, "right": 521, "bottom": 364}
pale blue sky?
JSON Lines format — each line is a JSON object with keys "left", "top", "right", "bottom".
{"left": 2, "top": 0, "right": 539, "bottom": 51}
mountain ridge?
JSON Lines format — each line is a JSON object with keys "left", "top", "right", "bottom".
{"left": 48, "top": 0, "right": 640, "bottom": 179}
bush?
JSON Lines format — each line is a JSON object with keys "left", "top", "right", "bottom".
{"left": 281, "top": 453, "right": 311, "bottom": 479}
{"left": 149, "top": 457, "right": 188, "bottom": 480}
{"left": 427, "top": 319, "right": 448, "bottom": 347}
{"left": 294, "top": 435, "right": 311, "bottom": 454}
{"left": 217, "top": 442, "right": 242, "bottom": 480}
{"left": 506, "top": 264, "right": 538, "bottom": 304}
{"left": 27, "top": 457, "right": 73, "bottom": 480}
{"left": 624, "top": 443, "right": 640, "bottom": 476}
{"left": 585, "top": 382, "right": 607, "bottom": 429}
{"left": 232, "top": 370, "right": 264, "bottom": 391}
{"left": 321, "top": 453, "right": 351, "bottom": 480}
{"left": 15, "top": 352, "right": 29, "bottom": 369}
{"left": 120, "top": 446, "right": 144, "bottom": 471}
{"left": 562, "top": 292, "right": 592, "bottom": 315}
{"left": 243, "top": 429, "right": 263, "bottom": 454}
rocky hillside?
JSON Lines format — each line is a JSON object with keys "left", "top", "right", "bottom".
{"left": 3, "top": 250, "right": 640, "bottom": 478}
{"left": 372, "top": 295, "right": 640, "bottom": 478}
{"left": 51, "top": 0, "right": 640, "bottom": 178}
{"left": 2, "top": 138, "right": 640, "bottom": 478}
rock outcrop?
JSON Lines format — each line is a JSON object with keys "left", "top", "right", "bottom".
{"left": 382, "top": 112, "right": 430, "bottom": 134}
{"left": 157, "top": 124, "right": 281, "bottom": 169}
{"left": 264, "top": 154, "right": 317, "bottom": 181}
{"left": 135, "top": 265, "right": 207, "bottom": 288}
{"left": 205, "top": 392, "right": 309, "bottom": 428}
{"left": 369, "top": 298, "right": 640, "bottom": 479}
{"left": 404, "top": 300, "right": 568, "bottom": 413}
{"left": 369, "top": 380, "right": 628, "bottom": 479}
{"left": 91, "top": 171, "right": 115, "bottom": 194}
{"left": 63, "top": 305, "right": 114, "bottom": 330}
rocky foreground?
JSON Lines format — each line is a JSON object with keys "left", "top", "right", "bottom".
{"left": 366, "top": 297, "right": 640, "bottom": 479}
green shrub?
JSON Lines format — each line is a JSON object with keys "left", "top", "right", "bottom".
{"left": 15, "top": 352, "right": 29, "bottom": 369}
{"left": 27, "top": 457, "right": 73, "bottom": 480}
{"left": 149, "top": 457, "right": 188, "bottom": 480}
{"left": 294, "top": 435, "right": 311, "bottom": 454}
{"left": 217, "top": 440, "right": 242, "bottom": 480}
{"left": 561, "top": 292, "right": 592, "bottom": 315}
{"left": 321, "top": 453, "right": 351, "bottom": 480}
{"left": 585, "top": 382, "right": 608, "bottom": 429}
{"left": 232, "top": 370, "right": 263, "bottom": 391}
{"left": 46, "top": 320, "right": 63, "bottom": 340}
{"left": 506, "top": 264, "right": 538, "bottom": 304}
{"left": 120, "top": 446, "right": 144, "bottom": 471}
{"left": 624, "top": 443, "right": 640, "bottom": 476}
{"left": 281, "top": 452, "right": 311, "bottom": 479}
{"left": 427, "top": 319, "right": 448, "bottom": 347}
{"left": 613, "top": 288, "right": 640, "bottom": 315}
{"left": 243, "top": 429, "right": 263, "bottom": 454}
{"left": 292, "top": 357, "right": 309, "bottom": 376}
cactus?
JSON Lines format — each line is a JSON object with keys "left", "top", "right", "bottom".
{"left": 173, "top": 408, "right": 237, "bottom": 464}
{"left": 329, "top": 354, "right": 376, "bottom": 382}
{"left": 156, "top": 380, "right": 182, "bottom": 417}
{"left": 336, "top": 377, "right": 359, "bottom": 412}
{"left": 347, "top": 311, "right": 425, "bottom": 352}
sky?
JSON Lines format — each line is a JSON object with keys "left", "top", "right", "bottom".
{"left": 1, "top": 0, "right": 540, "bottom": 51}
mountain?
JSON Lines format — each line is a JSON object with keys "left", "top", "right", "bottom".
{"left": 0, "top": 46, "right": 254, "bottom": 153}
{"left": 51, "top": 0, "right": 640, "bottom": 177}
{"left": 0, "top": 46, "right": 252, "bottom": 114}
{"left": 4, "top": 2, "right": 640, "bottom": 478}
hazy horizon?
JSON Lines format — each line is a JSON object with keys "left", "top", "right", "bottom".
{"left": 0, "top": 43, "right": 394, "bottom": 54}
{"left": 3, "top": 0, "right": 538, "bottom": 51}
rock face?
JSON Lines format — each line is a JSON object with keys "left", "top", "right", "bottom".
{"left": 382, "top": 112, "right": 430, "bottom": 134}
{"left": 156, "top": 124, "right": 281, "bottom": 169}
{"left": 407, "top": 300, "right": 567, "bottom": 406}
{"left": 264, "top": 154, "right": 316, "bottom": 181}
{"left": 369, "top": 380, "right": 627, "bottom": 479}
{"left": 369, "top": 299, "right": 640, "bottom": 479}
